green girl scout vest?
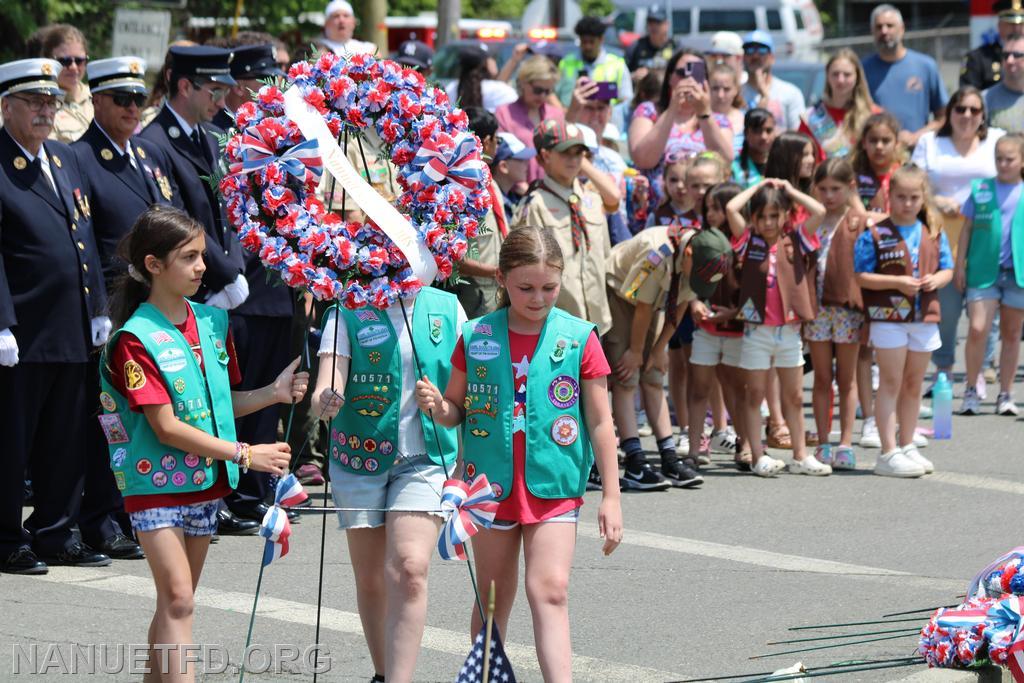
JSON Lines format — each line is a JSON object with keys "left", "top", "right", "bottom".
{"left": 461, "top": 307, "right": 595, "bottom": 501}
{"left": 966, "top": 178, "right": 1024, "bottom": 290}
{"left": 328, "top": 287, "right": 460, "bottom": 476}
{"left": 98, "top": 302, "right": 239, "bottom": 498}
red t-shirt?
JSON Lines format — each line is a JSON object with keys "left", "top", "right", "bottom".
{"left": 451, "top": 328, "right": 610, "bottom": 524}
{"left": 110, "top": 305, "right": 242, "bottom": 512}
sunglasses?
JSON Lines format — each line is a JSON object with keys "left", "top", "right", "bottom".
{"left": 1005, "top": 50, "right": 1024, "bottom": 60}
{"left": 531, "top": 86, "right": 552, "bottom": 96}
{"left": 744, "top": 45, "right": 771, "bottom": 55}
{"left": 55, "top": 56, "right": 88, "bottom": 67}
{"left": 953, "top": 104, "right": 983, "bottom": 115}
{"left": 108, "top": 91, "right": 147, "bottom": 108}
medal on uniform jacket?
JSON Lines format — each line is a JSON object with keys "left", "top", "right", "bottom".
{"left": 137, "top": 145, "right": 147, "bottom": 160}
{"left": 168, "top": 125, "right": 180, "bottom": 139}
{"left": 51, "top": 154, "right": 61, "bottom": 168}
{"left": 155, "top": 168, "right": 172, "bottom": 200}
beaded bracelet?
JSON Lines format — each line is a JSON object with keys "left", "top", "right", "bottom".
{"left": 233, "top": 441, "right": 252, "bottom": 472}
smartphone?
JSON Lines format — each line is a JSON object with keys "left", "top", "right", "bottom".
{"left": 685, "top": 61, "right": 706, "bottom": 85}
{"left": 589, "top": 81, "right": 619, "bottom": 101}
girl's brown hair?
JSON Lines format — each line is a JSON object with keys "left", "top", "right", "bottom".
{"left": 824, "top": 49, "right": 876, "bottom": 145}
{"left": 108, "top": 205, "right": 204, "bottom": 331}
{"left": 765, "top": 131, "right": 814, "bottom": 193}
{"left": 709, "top": 64, "right": 746, "bottom": 110}
{"left": 496, "top": 226, "right": 564, "bottom": 308}
{"left": 749, "top": 184, "right": 792, "bottom": 222}
{"left": 890, "top": 164, "right": 942, "bottom": 238}
{"left": 702, "top": 181, "right": 743, "bottom": 231}
{"left": 813, "top": 156, "right": 856, "bottom": 187}
{"left": 996, "top": 133, "right": 1024, "bottom": 180}
{"left": 850, "top": 111, "right": 904, "bottom": 178}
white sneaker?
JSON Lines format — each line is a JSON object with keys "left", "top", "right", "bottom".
{"left": 871, "top": 364, "right": 880, "bottom": 391}
{"left": 638, "top": 423, "right": 653, "bottom": 437}
{"left": 911, "top": 430, "right": 929, "bottom": 449}
{"left": 997, "top": 392, "right": 1019, "bottom": 416}
{"left": 960, "top": 386, "right": 981, "bottom": 415}
{"left": 753, "top": 455, "right": 785, "bottom": 477}
{"left": 873, "top": 449, "right": 925, "bottom": 478}
{"left": 710, "top": 429, "right": 738, "bottom": 454}
{"left": 675, "top": 429, "right": 689, "bottom": 455}
{"left": 860, "top": 417, "right": 881, "bottom": 448}
{"left": 976, "top": 375, "right": 988, "bottom": 401}
{"left": 789, "top": 457, "right": 832, "bottom": 476}
{"left": 902, "top": 445, "right": 934, "bottom": 474}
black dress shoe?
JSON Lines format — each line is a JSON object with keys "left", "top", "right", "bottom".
{"left": 39, "top": 542, "right": 111, "bottom": 567}
{"left": 99, "top": 533, "right": 145, "bottom": 560}
{"left": 0, "top": 547, "right": 48, "bottom": 575}
{"left": 216, "top": 509, "right": 260, "bottom": 535}
{"left": 228, "top": 500, "right": 270, "bottom": 522}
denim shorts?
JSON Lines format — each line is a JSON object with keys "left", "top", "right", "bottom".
{"left": 965, "top": 269, "right": 1024, "bottom": 310}
{"left": 128, "top": 500, "right": 220, "bottom": 537}
{"left": 328, "top": 452, "right": 447, "bottom": 530}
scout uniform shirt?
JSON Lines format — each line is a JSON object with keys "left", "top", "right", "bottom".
{"left": 50, "top": 83, "right": 93, "bottom": 144}
{"left": 513, "top": 178, "right": 612, "bottom": 335}
{"left": 455, "top": 177, "right": 506, "bottom": 319}
{"left": 606, "top": 226, "right": 696, "bottom": 310}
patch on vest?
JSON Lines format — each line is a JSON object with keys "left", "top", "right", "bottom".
{"left": 172, "top": 472, "right": 187, "bottom": 486}
{"left": 173, "top": 377, "right": 186, "bottom": 394}
{"left": 192, "top": 470, "right": 206, "bottom": 486}
{"left": 356, "top": 324, "right": 391, "bottom": 348}
{"left": 112, "top": 448, "right": 127, "bottom": 467}
{"left": 136, "top": 459, "right": 152, "bottom": 475}
{"left": 549, "top": 375, "right": 580, "bottom": 409}
{"left": 99, "top": 392, "right": 116, "bottom": 412}
{"left": 468, "top": 338, "right": 501, "bottom": 361}
{"left": 892, "top": 296, "right": 913, "bottom": 320}
{"left": 739, "top": 298, "right": 762, "bottom": 323}
{"left": 161, "top": 454, "right": 177, "bottom": 470}
{"left": 975, "top": 187, "right": 994, "bottom": 204}
{"left": 99, "top": 414, "right": 129, "bottom": 444}
{"left": 185, "top": 454, "right": 200, "bottom": 468}
{"left": 157, "top": 347, "right": 187, "bottom": 373}
{"left": 364, "top": 458, "right": 379, "bottom": 472}
{"left": 379, "top": 440, "right": 394, "bottom": 456}
{"left": 150, "top": 331, "right": 174, "bottom": 345}
{"left": 114, "top": 471, "right": 126, "bottom": 491}
{"left": 152, "top": 471, "right": 168, "bottom": 487}
{"left": 124, "top": 360, "right": 146, "bottom": 391}
{"left": 470, "top": 428, "right": 490, "bottom": 438}
{"left": 551, "top": 415, "right": 579, "bottom": 446}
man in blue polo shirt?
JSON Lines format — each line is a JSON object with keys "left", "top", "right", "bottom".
{"left": 862, "top": 4, "right": 948, "bottom": 148}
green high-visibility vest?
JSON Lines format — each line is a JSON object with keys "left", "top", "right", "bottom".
{"left": 556, "top": 52, "right": 629, "bottom": 106}
{"left": 966, "top": 178, "right": 1024, "bottom": 289}
{"left": 460, "top": 307, "right": 595, "bottom": 501}
{"left": 327, "top": 287, "right": 460, "bottom": 475}
{"left": 99, "top": 302, "right": 239, "bottom": 497}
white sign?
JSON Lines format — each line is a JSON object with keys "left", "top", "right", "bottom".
{"left": 111, "top": 9, "right": 171, "bottom": 71}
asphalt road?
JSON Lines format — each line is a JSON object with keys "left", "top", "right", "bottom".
{"left": 3, "top": 339, "right": 1023, "bottom": 682}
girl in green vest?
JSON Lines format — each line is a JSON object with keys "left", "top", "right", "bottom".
{"left": 954, "top": 133, "right": 1024, "bottom": 417}
{"left": 312, "top": 281, "right": 466, "bottom": 683}
{"left": 414, "top": 226, "right": 622, "bottom": 681}
{"left": 101, "top": 206, "right": 306, "bottom": 680}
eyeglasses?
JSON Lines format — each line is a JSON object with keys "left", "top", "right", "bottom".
{"left": 744, "top": 45, "right": 771, "bottom": 55}
{"left": 531, "top": 86, "right": 552, "bottom": 96}
{"left": 108, "top": 92, "right": 147, "bottom": 109}
{"left": 193, "top": 82, "right": 228, "bottom": 101}
{"left": 953, "top": 104, "right": 983, "bottom": 115}
{"left": 8, "top": 94, "right": 63, "bottom": 112}
{"left": 55, "top": 56, "right": 88, "bottom": 67}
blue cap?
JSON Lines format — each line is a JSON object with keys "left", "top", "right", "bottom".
{"left": 743, "top": 30, "right": 774, "bottom": 52}
{"left": 494, "top": 132, "right": 536, "bottom": 163}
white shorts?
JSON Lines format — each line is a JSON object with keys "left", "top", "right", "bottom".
{"left": 690, "top": 328, "right": 743, "bottom": 367}
{"left": 869, "top": 321, "right": 941, "bottom": 353}
{"left": 739, "top": 324, "right": 805, "bottom": 370}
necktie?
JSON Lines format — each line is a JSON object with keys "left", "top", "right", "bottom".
{"left": 487, "top": 183, "right": 508, "bottom": 238}
{"left": 192, "top": 128, "right": 213, "bottom": 166}
{"left": 541, "top": 182, "right": 589, "bottom": 253}
{"left": 32, "top": 157, "right": 57, "bottom": 197}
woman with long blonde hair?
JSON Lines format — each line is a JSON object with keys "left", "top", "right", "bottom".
{"left": 799, "top": 48, "right": 879, "bottom": 161}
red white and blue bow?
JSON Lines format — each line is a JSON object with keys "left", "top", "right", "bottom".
{"left": 437, "top": 475, "right": 499, "bottom": 561}
{"left": 409, "top": 132, "right": 486, "bottom": 190}
{"left": 233, "top": 131, "right": 323, "bottom": 180}
{"left": 987, "top": 596, "right": 1024, "bottom": 681}
{"left": 259, "top": 474, "right": 308, "bottom": 566}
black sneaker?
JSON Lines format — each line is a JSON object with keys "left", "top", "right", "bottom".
{"left": 39, "top": 542, "right": 111, "bottom": 567}
{"left": 620, "top": 459, "right": 670, "bottom": 491}
{"left": 586, "top": 465, "right": 602, "bottom": 491}
{"left": 662, "top": 457, "right": 704, "bottom": 488}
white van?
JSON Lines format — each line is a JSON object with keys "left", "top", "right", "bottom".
{"left": 610, "top": 0, "right": 823, "bottom": 63}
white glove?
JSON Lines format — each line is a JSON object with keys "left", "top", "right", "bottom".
{"left": 0, "top": 328, "right": 19, "bottom": 367}
{"left": 91, "top": 316, "right": 112, "bottom": 346}
{"left": 205, "top": 289, "right": 231, "bottom": 309}
{"left": 223, "top": 273, "right": 250, "bottom": 309}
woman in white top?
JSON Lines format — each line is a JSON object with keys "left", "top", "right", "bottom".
{"left": 911, "top": 86, "right": 1005, "bottom": 386}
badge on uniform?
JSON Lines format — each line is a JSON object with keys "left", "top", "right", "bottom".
{"left": 428, "top": 316, "right": 443, "bottom": 344}
{"left": 173, "top": 377, "right": 186, "bottom": 394}
{"left": 168, "top": 126, "right": 181, "bottom": 139}
{"left": 368, "top": 350, "right": 381, "bottom": 364}
{"left": 214, "top": 339, "right": 229, "bottom": 364}
{"left": 124, "top": 360, "right": 147, "bottom": 390}
{"left": 548, "top": 375, "right": 579, "bottom": 409}
{"left": 550, "top": 338, "right": 568, "bottom": 363}
{"left": 551, "top": 415, "right": 579, "bottom": 446}
{"left": 136, "top": 146, "right": 147, "bottom": 160}
{"left": 111, "top": 447, "right": 127, "bottom": 467}
{"left": 101, "top": 148, "right": 114, "bottom": 161}
{"left": 468, "top": 338, "right": 501, "bottom": 361}
{"left": 98, "top": 414, "right": 129, "bottom": 444}
{"left": 155, "top": 168, "right": 172, "bottom": 201}
{"left": 99, "top": 391, "right": 117, "bottom": 412}
{"left": 13, "top": 156, "right": 26, "bottom": 170}
{"left": 113, "top": 471, "right": 126, "bottom": 491}
{"left": 51, "top": 154, "right": 61, "bottom": 168}
{"left": 73, "top": 188, "right": 91, "bottom": 219}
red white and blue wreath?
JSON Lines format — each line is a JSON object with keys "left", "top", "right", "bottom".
{"left": 219, "top": 51, "right": 491, "bottom": 309}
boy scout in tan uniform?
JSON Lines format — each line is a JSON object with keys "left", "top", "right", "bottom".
{"left": 512, "top": 119, "right": 612, "bottom": 335}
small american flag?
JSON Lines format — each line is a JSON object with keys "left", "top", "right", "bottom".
{"left": 455, "top": 624, "right": 516, "bottom": 683}
{"left": 355, "top": 310, "right": 380, "bottom": 322}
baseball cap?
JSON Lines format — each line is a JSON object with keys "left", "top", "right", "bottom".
{"left": 648, "top": 5, "right": 668, "bottom": 22}
{"left": 575, "top": 123, "right": 599, "bottom": 153}
{"left": 687, "top": 228, "right": 733, "bottom": 299}
{"left": 395, "top": 40, "right": 433, "bottom": 70}
{"left": 743, "top": 30, "right": 774, "bottom": 52}
{"left": 533, "top": 119, "right": 588, "bottom": 153}
{"left": 708, "top": 31, "right": 744, "bottom": 56}
{"left": 494, "top": 132, "right": 537, "bottom": 163}
{"left": 602, "top": 122, "right": 621, "bottom": 142}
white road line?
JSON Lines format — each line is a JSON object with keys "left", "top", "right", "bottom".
{"left": 577, "top": 524, "right": 964, "bottom": 591}
{"left": 929, "top": 471, "right": 1024, "bottom": 497}
{"left": 35, "top": 567, "right": 682, "bottom": 682}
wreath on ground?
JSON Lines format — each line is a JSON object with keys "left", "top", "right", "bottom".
{"left": 219, "top": 51, "right": 491, "bottom": 310}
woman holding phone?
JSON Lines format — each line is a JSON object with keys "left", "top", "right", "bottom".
{"left": 628, "top": 50, "right": 734, "bottom": 214}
